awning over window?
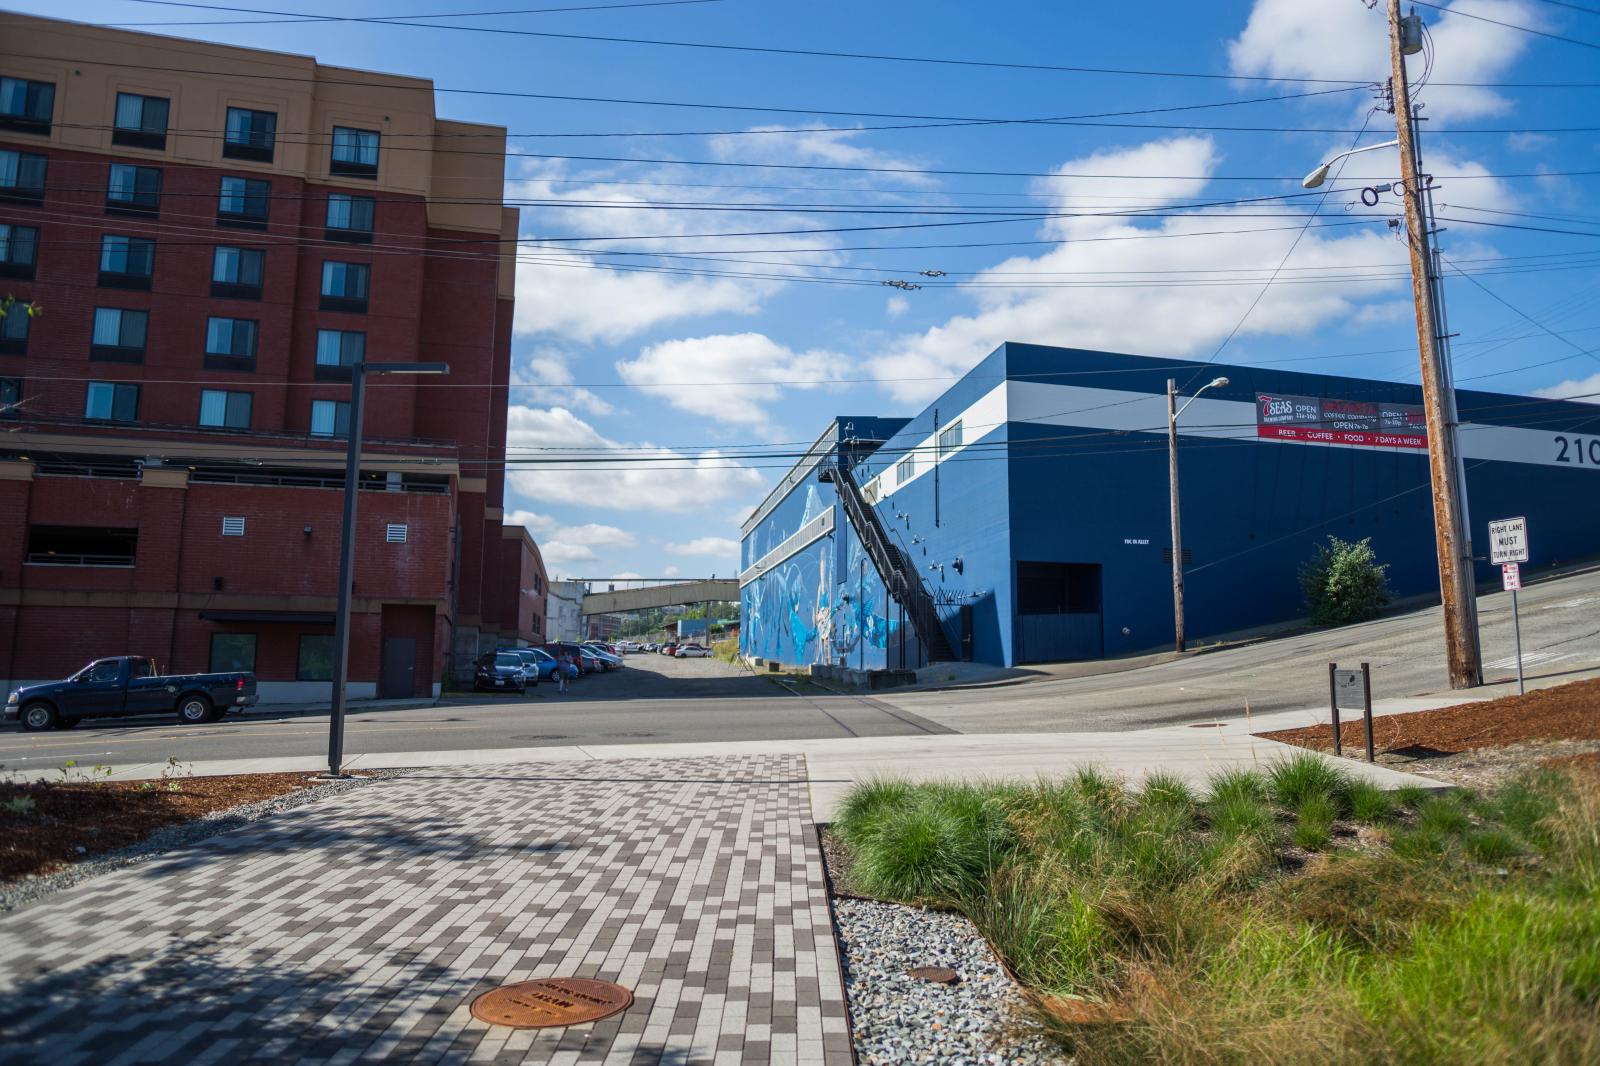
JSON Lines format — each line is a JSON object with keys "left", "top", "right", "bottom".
{"left": 198, "top": 610, "right": 336, "bottom": 625}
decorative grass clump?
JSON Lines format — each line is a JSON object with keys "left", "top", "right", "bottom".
{"left": 832, "top": 762, "right": 1600, "bottom": 1065}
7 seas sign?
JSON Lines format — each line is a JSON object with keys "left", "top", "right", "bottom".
{"left": 1256, "top": 393, "right": 1428, "bottom": 450}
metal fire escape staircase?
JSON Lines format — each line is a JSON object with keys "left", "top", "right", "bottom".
{"left": 828, "top": 460, "right": 955, "bottom": 664}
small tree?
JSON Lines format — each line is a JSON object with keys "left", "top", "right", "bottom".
{"left": 1299, "top": 535, "right": 1391, "bottom": 626}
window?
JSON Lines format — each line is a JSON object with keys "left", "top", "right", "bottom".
{"left": 208, "top": 246, "right": 264, "bottom": 301}
{"left": 217, "top": 176, "right": 270, "bottom": 227}
{"left": 90, "top": 308, "right": 148, "bottom": 362}
{"left": 98, "top": 235, "right": 155, "bottom": 289}
{"left": 297, "top": 634, "right": 334, "bottom": 681}
{"left": 85, "top": 381, "right": 140, "bottom": 421}
{"left": 199, "top": 389, "right": 252, "bottom": 429}
{"left": 0, "top": 149, "right": 47, "bottom": 205}
{"left": 329, "top": 126, "right": 380, "bottom": 177}
{"left": 0, "top": 223, "right": 37, "bottom": 279}
{"left": 938, "top": 420, "right": 963, "bottom": 454}
{"left": 896, "top": 454, "right": 915, "bottom": 484}
{"left": 106, "top": 163, "right": 161, "bottom": 216}
{"left": 310, "top": 398, "right": 350, "bottom": 437}
{"left": 112, "top": 92, "right": 170, "bottom": 149}
{"left": 223, "top": 107, "right": 276, "bottom": 161}
{"left": 26, "top": 525, "right": 137, "bottom": 567}
{"left": 0, "top": 299, "right": 31, "bottom": 354}
{"left": 221, "top": 515, "right": 246, "bottom": 536}
{"left": 209, "top": 633, "right": 256, "bottom": 673}
{"left": 325, "top": 192, "right": 375, "bottom": 242}
{"left": 0, "top": 76, "right": 54, "bottom": 134}
{"left": 1, "top": 377, "right": 19, "bottom": 415}
{"left": 319, "top": 260, "right": 369, "bottom": 312}
{"left": 204, "top": 316, "right": 258, "bottom": 369}
{"left": 314, "top": 329, "right": 364, "bottom": 377}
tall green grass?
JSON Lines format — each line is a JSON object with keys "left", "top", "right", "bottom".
{"left": 831, "top": 760, "right": 1600, "bottom": 1064}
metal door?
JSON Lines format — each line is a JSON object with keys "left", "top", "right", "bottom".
{"left": 380, "top": 637, "right": 416, "bottom": 699}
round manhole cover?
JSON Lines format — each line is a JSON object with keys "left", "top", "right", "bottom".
{"left": 470, "top": 978, "right": 632, "bottom": 1029}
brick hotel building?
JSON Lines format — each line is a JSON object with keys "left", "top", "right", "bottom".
{"left": 0, "top": 14, "right": 547, "bottom": 700}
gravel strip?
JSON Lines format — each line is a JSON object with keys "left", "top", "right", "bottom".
{"left": 0, "top": 769, "right": 414, "bottom": 914}
{"left": 833, "top": 897, "right": 1064, "bottom": 1065}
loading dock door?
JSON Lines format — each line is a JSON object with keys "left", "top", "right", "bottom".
{"left": 1016, "top": 562, "right": 1104, "bottom": 662}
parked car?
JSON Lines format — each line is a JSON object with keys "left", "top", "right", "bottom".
{"left": 660, "top": 641, "right": 679, "bottom": 656}
{"left": 494, "top": 648, "right": 546, "bottom": 686}
{"left": 525, "top": 646, "right": 567, "bottom": 681}
{"left": 675, "top": 643, "right": 712, "bottom": 658}
{"left": 582, "top": 643, "right": 624, "bottom": 669}
{"left": 546, "top": 641, "right": 602, "bottom": 674}
{"left": 617, "top": 641, "right": 642, "bottom": 653}
{"left": 535, "top": 644, "right": 582, "bottom": 680}
{"left": 474, "top": 651, "right": 531, "bottom": 692}
{"left": 5, "top": 656, "right": 258, "bottom": 731}
{"left": 643, "top": 642, "right": 659, "bottom": 653}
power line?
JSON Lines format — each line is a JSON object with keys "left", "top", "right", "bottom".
{"left": 1410, "top": 0, "right": 1600, "bottom": 50}
{"left": 99, "top": 0, "right": 1600, "bottom": 85}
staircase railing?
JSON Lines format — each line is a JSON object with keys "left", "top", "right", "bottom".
{"left": 832, "top": 459, "right": 955, "bottom": 663}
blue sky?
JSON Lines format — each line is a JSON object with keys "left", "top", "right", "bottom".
{"left": 15, "top": 0, "right": 1600, "bottom": 579}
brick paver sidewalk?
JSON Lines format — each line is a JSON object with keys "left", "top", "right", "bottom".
{"left": 0, "top": 755, "right": 850, "bottom": 1064}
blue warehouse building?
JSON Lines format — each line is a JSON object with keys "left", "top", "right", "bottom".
{"left": 738, "top": 343, "right": 1600, "bottom": 670}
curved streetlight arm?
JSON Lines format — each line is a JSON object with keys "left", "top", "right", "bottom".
{"left": 1302, "top": 138, "right": 1401, "bottom": 188}
{"left": 1174, "top": 376, "right": 1230, "bottom": 420}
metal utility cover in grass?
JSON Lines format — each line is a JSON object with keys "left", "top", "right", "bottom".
{"left": 469, "top": 978, "right": 633, "bottom": 1028}
{"left": 906, "top": 966, "right": 960, "bottom": 985}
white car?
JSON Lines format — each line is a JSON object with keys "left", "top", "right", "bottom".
{"left": 675, "top": 643, "right": 711, "bottom": 658}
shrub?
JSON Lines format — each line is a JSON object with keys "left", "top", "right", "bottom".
{"left": 1268, "top": 753, "right": 1352, "bottom": 813}
{"left": 1299, "top": 535, "right": 1391, "bottom": 626}
{"left": 1347, "top": 780, "right": 1395, "bottom": 824}
{"left": 1293, "top": 792, "right": 1338, "bottom": 851}
{"left": 1211, "top": 793, "right": 1277, "bottom": 842}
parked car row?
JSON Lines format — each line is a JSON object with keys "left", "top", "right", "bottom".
{"left": 471, "top": 641, "right": 628, "bottom": 692}
{"left": 651, "top": 640, "right": 711, "bottom": 658}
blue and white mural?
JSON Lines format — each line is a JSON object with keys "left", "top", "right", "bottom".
{"left": 741, "top": 537, "right": 834, "bottom": 665}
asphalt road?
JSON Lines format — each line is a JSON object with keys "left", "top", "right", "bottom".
{"left": 0, "top": 654, "right": 951, "bottom": 772}
{"left": 2, "top": 566, "right": 1596, "bottom": 772}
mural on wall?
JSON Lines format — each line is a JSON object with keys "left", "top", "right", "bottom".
{"left": 744, "top": 481, "right": 830, "bottom": 570}
{"left": 832, "top": 535, "right": 897, "bottom": 671}
{"left": 740, "top": 538, "right": 833, "bottom": 665}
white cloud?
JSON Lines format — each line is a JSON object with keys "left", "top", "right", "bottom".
{"left": 501, "top": 508, "right": 635, "bottom": 572}
{"left": 512, "top": 346, "right": 617, "bottom": 416}
{"left": 505, "top": 405, "right": 767, "bottom": 512}
{"left": 514, "top": 255, "right": 767, "bottom": 346}
{"left": 886, "top": 295, "right": 909, "bottom": 318}
{"left": 503, "top": 509, "right": 557, "bottom": 535}
{"left": 617, "top": 333, "right": 845, "bottom": 428}
{"left": 1507, "top": 132, "right": 1556, "bottom": 154}
{"left": 706, "top": 126, "right": 937, "bottom": 188}
{"left": 663, "top": 564, "right": 681, "bottom": 577}
{"left": 1227, "top": 0, "right": 1539, "bottom": 120}
{"left": 664, "top": 536, "right": 741, "bottom": 558}
{"left": 1534, "top": 372, "right": 1600, "bottom": 403}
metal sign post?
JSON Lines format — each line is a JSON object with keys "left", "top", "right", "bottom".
{"left": 1488, "top": 517, "right": 1530, "bottom": 696}
{"left": 1329, "top": 662, "right": 1375, "bottom": 762}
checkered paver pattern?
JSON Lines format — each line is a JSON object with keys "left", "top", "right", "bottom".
{"left": 0, "top": 755, "right": 851, "bottom": 1064}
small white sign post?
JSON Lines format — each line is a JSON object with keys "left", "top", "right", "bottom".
{"left": 1489, "top": 517, "right": 1530, "bottom": 695}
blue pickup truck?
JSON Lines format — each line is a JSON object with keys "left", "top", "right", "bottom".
{"left": 5, "top": 656, "right": 258, "bottom": 732}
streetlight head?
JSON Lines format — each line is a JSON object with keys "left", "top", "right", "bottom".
{"left": 1302, "top": 163, "right": 1331, "bottom": 190}
{"left": 1209, "top": 377, "right": 1229, "bottom": 389}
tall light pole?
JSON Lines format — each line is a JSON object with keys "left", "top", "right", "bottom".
{"left": 1304, "top": 1, "right": 1482, "bottom": 689}
{"left": 325, "top": 360, "right": 449, "bottom": 778}
{"left": 1168, "top": 375, "right": 1228, "bottom": 654}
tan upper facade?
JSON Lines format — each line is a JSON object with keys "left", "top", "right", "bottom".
{"left": 3, "top": 12, "right": 512, "bottom": 247}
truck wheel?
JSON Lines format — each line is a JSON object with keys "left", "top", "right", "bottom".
{"left": 178, "top": 695, "right": 216, "bottom": 725}
{"left": 20, "top": 702, "right": 59, "bottom": 732}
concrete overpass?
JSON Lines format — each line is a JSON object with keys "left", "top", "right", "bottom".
{"left": 580, "top": 579, "right": 738, "bottom": 615}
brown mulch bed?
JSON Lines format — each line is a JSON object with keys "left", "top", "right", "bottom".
{"left": 0, "top": 772, "right": 330, "bottom": 883}
{"left": 1260, "top": 676, "right": 1600, "bottom": 758}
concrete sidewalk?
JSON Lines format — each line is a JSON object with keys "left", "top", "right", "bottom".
{"left": 13, "top": 696, "right": 1454, "bottom": 814}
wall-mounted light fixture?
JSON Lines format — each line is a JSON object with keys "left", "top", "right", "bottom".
{"left": 952, "top": 556, "right": 964, "bottom": 574}
{"left": 303, "top": 525, "right": 313, "bottom": 537}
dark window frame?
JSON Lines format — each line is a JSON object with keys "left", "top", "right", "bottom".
{"left": 324, "top": 192, "right": 375, "bottom": 243}
{"left": 329, "top": 126, "right": 380, "bottom": 178}
{"left": 97, "top": 234, "right": 156, "bottom": 290}
{"left": 210, "top": 245, "right": 265, "bottom": 300}
{"left": 318, "top": 260, "right": 370, "bottom": 313}
{"left": 0, "top": 76, "right": 55, "bottom": 135}
{"left": 310, "top": 398, "right": 351, "bottom": 438}
{"left": 296, "top": 633, "right": 335, "bottom": 681}
{"left": 112, "top": 92, "right": 170, "bottom": 150}
{"left": 84, "top": 380, "right": 141, "bottom": 423}
{"left": 105, "top": 163, "right": 162, "bottom": 218}
{"left": 203, "top": 315, "right": 259, "bottom": 372}
{"left": 217, "top": 175, "right": 270, "bottom": 229}
{"left": 199, "top": 388, "right": 253, "bottom": 429}
{"left": 0, "top": 149, "right": 48, "bottom": 206}
{"left": 0, "top": 222, "right": 38, "bottom": 279}
{"left": 89, "top": 307, "right": 149, "bottom": 363}
{"left": 0, "top": 298, "right": 32, "bottom": 355}
{"left": 222, "top": 107, "right": 277, "bottom": 162}
{"left": 25, "top": 524, "right": 138, "bottom": 568}
{"left": 209, "top": 632, "right": 257, "bottom": 673}
{"left": 313, "top": 328, "right": 365, "bottom": 380}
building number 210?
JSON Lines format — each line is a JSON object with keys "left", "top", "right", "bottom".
{"left": 1554, "top": 435, "right": 1600, "bottom": 465}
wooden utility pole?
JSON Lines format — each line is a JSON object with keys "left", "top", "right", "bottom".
{"left": 1388, "top": 0, "right": 1481, "bottom": 689}
{"left": 1167, "top": 378, "right": 1185, "bottom": 654}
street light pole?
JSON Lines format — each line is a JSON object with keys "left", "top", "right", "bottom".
{"left": 325, "top": 360, "right": 449, "bottom": 778}
{"left": 1168, "top": 375, "right": 1229, "bottom": 655}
